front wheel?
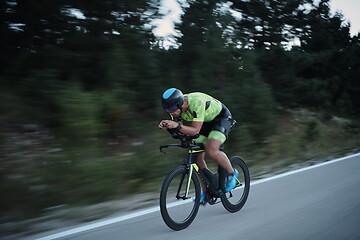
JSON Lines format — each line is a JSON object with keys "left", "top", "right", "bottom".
{"left": 160, "top": 165, "right": 201, "bottom": 230}
{"left": 221, "top": 156, "right": 250, "bottom": 213}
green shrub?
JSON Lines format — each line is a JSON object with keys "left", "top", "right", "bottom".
{"left": 302, "top": 119, "right": 319, "bottom": 143}
{"left": 57, "top": 82, "right": 106, "bottom": 144}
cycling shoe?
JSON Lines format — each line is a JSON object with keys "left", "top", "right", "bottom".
{"left": 225, "top": 169, "right": 239, "bottom": 192}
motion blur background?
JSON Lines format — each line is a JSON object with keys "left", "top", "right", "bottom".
{"left": 1, "top": 0, "right": 359, "bottom": 235}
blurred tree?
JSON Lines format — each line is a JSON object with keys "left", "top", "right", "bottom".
{"left": 229, "top": 0, "right": 360, "bottom": 117}
{"left": 296, "top": 0, "right": 358, "bottom": 115}
{"left": 191, "top": 16, "right": 237, "bottom": 92}
{"left": 173, "top": 0, "right": 278, "bottom": 143}
{"left": 176, "top": 0, "right": 221, "bottom": 87}
{"left": 228, "top": 0, "right": 314, "bottom": 49}
{"left": 1, "top": 0, "right": 159, "bottom": 124}
{"left": 225, "top": 50, "right": 277, "bottom": 143}
{"left": 299, "top": 0, "right": 351, "bottom": 52}
{"left": 347, "top": 35, "right": 360, "bottom": 116}
{"left": 58, "top": 81, "right": 106, "bottom": 143}
{"left": 58, "top": 0, "right": 158, "bottom": 89}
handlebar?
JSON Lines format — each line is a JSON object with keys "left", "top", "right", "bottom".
{"left": 159, "top": 143, "right": 199, "bottom": 153}
{"left": 159, "top": 128, "right": 200, "bottom": 154}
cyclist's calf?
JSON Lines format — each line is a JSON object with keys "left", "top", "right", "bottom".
{"left": 205, "top": 139, "right": 234, "bottom": 174}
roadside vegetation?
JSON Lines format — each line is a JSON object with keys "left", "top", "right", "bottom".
{"left": 1, "top": 107, "right": 359, "bottom": 231}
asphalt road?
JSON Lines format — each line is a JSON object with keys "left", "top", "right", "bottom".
{"left": 32, "top": 153, "right": 360, "bottom": 240}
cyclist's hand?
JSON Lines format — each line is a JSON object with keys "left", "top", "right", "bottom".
{"left": 159, "top": 120, "right": 178, "bottom": 130}
{"left": 159, "top": 120, "right": 169, "bottom": 130}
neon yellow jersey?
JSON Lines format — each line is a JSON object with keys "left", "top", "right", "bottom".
{"left": 180, "top": 92, "right": 222, "bottom": 122}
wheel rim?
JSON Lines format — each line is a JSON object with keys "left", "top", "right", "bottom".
{"left": 163, "top": 172, "right": 199, "bottom": 225}
{"left": 224, "top": 164, "right": 247, "bottom": 205}
{"left": 222, "top": 157, "right": 250, "bottom": 210}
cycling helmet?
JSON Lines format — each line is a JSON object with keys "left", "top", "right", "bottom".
{"left": 161, "top": 88, "right": 184, "bottom": 113}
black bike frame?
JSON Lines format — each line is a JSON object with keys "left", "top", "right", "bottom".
{"left": 180, "top": 144, "right": 227, "bottom": 199}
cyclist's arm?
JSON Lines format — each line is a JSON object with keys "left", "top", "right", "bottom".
{"left": 179, "top": 121, "right": 203, "bottom": 136}
{"left": 159, "top": 120, "right": 203, "bottom": 136}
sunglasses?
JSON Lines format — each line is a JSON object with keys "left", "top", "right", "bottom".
{"left": 165, "top": 104, "right": 179, "bottom": 113}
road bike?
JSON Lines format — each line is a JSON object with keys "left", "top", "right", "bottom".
{"left": 159, "top": 129, "right": 250, "bottom": 230}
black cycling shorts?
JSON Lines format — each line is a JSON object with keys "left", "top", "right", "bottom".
{"left": 198, "top": 104, "right": 236, "bottom": 142}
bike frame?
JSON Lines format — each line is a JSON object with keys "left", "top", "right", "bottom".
{"left": 160, "top": 129, "right": 250, "bottom": 230}
{"left": 161, "top": 143, "right": 227, "bottom": 200}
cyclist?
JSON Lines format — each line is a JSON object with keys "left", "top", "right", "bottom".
{"left": 159, "top": 88, "right": 238, "bottom": 204}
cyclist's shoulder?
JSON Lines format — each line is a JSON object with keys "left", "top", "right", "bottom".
{"left": 186, "top": 92, "right": 208, "bottom": 98}
{"left": 185, "top": 92, "right": 206, "bottom": 109}
{"left": 186, "top": 92, "right": 215, "bottom": 102}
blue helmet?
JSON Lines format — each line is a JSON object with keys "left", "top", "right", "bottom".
{"left": 161, "top": 88, "right": 184, "bottom": 113}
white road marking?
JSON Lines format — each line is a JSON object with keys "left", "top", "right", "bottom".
{"left": 250, "top": 152, "right": 360, "bottom": 186}
{"left": 36, "top": 152, "right": 360, "bottom": 240}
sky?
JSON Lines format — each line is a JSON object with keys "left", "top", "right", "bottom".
{"left": 330, "top": 0, "right": 360, "bottom": 36}
{"left": 152, "top": 0, "right": 184, "bottom": 39}
{"left": 153, "top": 0, "right": 360, "bottom": 40}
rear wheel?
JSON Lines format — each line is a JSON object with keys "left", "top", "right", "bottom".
{"left": 160, "top": 165, "right": 201, "bottom": 230}
{"left": 221, "top": 156, "right": 250, "bottom": 212}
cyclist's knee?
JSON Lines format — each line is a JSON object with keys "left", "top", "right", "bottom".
{"left": 197, "top": 152, "right": 207, "bottom": 169}
{"left": 205, "top": 143, "right": 220, "bottom": 159}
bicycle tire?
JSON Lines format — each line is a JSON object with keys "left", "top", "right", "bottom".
{"left": 221, "top": 156, "right": 250, "bottom": 213}
{"left": 160, "top": 165, "right": 201, "bottom": 230}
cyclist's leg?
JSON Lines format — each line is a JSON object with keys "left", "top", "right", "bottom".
{"left": 194, "top": 135, "right": 208, "bottom": 201}
{"left": 197, "top": 152, "right": 207, "bottom": 169}
{"left": 194, "top": 134, "right": 208, "bottom": 170}
{"left": 205, "top": 136, "right": 234, "bottom": 174}
{"left": 197, "top": 152, "right": 208, "bottom": 194}
{"left": 206, "top": 135, "right": 238, "bottom": 192}
{"left": 205, "top": 112, "right": 236, "bottom": 174}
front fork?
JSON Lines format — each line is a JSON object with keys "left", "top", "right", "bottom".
{"left": 176, "top": 164, "right": 197, "bottom": 200}
{"left": 181, "top": 150, "right": 201, "bottom": 199}
{"left": 185, "top": 164, "right": 195, "bottom": 198}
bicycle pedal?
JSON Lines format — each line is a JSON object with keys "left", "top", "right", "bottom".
{"left": 235, "top": 179, "right": 242, "bottom": 187}
{"left": 177, "top": 196, "right": 191, "bottom": 200}
{"left": 212, "top": 200, "right": 222, "bottom": 205}
{"left": 208, "top": 196, "right": 221, "bottom": 205}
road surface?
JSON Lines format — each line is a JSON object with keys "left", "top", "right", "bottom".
{"left": 31, "top": 153, "right": 360, "bottom": 240}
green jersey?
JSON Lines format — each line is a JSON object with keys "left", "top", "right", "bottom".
{"left": 180, "top": 92, "right": 222, "bottom": 122}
